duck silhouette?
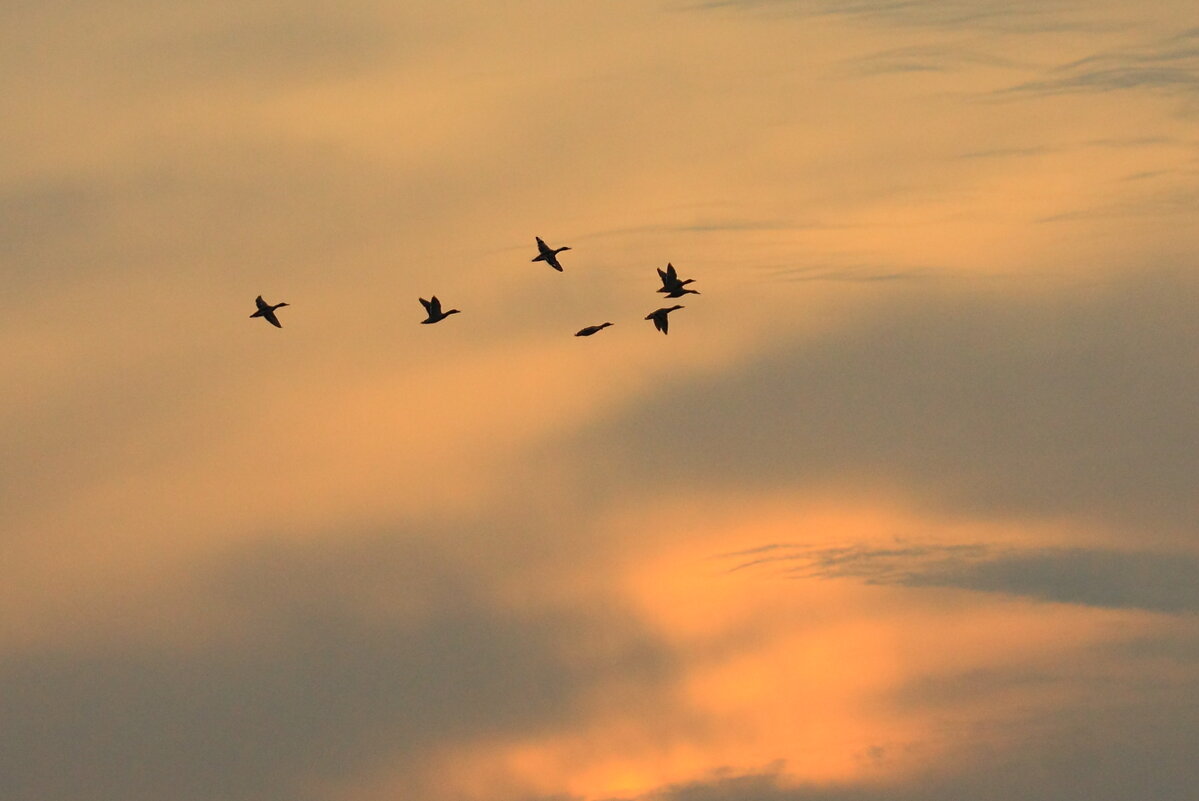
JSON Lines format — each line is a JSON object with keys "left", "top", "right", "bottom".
{"left": 575, "top": 322, "right": 614, "bottom": 337}
{"left": 645, "top": 305, "right": 684, "bottom": 335}
{"left": 656, "top": 263, "right": 696, "bottom": 294}
{"left": 419, "top": 296, "right": 460, "bottom": 324}
{"left": 532, "top": 237, "right": 571, "bottom": 272}
{"left": 250, "top": 295, "right": 289, "bottom": 328}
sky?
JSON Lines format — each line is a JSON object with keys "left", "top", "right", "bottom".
{"left": 2, "top": 1, "right": 1199, "bottom": 799}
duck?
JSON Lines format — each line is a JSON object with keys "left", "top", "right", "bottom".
{"left": 419, "top": 296, "right": 461, "bottom": 324}
{"left": 656, "top": 262, "right": 696, "bottom": 294}
{"left": 575, "top": 322, "right": 614, "bottom": 337}
{"left": 532, "top": 237, "right": 571, "bottom": 272}
{"left": 645, "top": 305, "right": 684, "bottom": 335}
{"left": 250, "top": 295, "right": 289, "bottom": 328}
{"left": 662, "top": 285, "right": 700, "bottom": 299}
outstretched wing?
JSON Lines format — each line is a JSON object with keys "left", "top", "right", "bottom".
{"left": 419, "top": 297, "right": 433, "bottom": 314}
{"left": 262, "top": 308, "right": 282, "bottom": 328}
{"left": 428, "top": 296, "right": 442, "bottom": 315}
{"left": 255, "top": 295, "right": 269, "bottom": 312}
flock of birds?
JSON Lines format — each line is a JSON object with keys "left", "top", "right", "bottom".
{"left": 249, "top": 236, "right": 700, "bottom": 335}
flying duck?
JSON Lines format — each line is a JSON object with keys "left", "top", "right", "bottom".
{"left": 656, "top": 263, "right": 696, "bottom": 294}
{"left": 575, "top": 322, "right": 614, "bottom": 337}
{"left": 645, "top": 305, "right": 684, "bottom": 335}
{"left": 532, "top": 237, "right": 571, "bottom": 272}
{"left": 419, "top": 296, "right": 460, "bottom": 324}
{"left": 250, "top": 295, "right": 289, "bottom": 328}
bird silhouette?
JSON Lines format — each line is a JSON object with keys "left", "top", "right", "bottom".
{"left": 656, "top": 263, "right": 697, "bottom": 294}
{"left": 250, "top": 295, "right": 289, "bottom": 328}
{"left": 662, "top": 285, "right": 700, "bottom": 299}
{"left": 419, "top": 296, "right": 461, "bottom": 324}
{"left": 575, "top": 322, "right": 614, "bottom": 337}
{"left": 645, "top": 305, "right": 684, "bottom": 335}
{"left": 532, "top": 237, "right": 571, "bottom": 271}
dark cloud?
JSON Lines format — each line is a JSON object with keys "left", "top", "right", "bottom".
{"left": 610, "top": 709, "right": 1199, "bottom": 801}
{"left": 580, "top": 659, "right": 1199, "bottom": 800}
{"left": 1037, "top": 185, "right": 1199, "bottom": 222}
{"left": 1001, "top": 27, "right": 1199, "bottom": 97}
{"left": 724, "top": 542, "right": 1199, "bottom": 613}
{"left": 841, "top": 45, "right": 1018, "bottom": 77}
{"left": 571, "top": 269, "right": 1199, "bottom": 538}
{"left": 684, "top": 0, "right": 1084, "bottom": 32}
{"left": 0, "top": 534, "right": 677, "bottom": 801}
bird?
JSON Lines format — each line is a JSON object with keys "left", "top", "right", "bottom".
{"left": 645, "top": 305, "right": 684, "bottom": 335}
{"left": 419, "top": 296, "right": 461, "bottom": 324}
{"left": 575, "top": 322, "right": 614, "bottom": 337}
{"left": 250, "top": 295, "right": 289, "bottom": 328}
{"left": 532, "top": 237, "right": 571, "bottom": 271}
{"left": 656, "top": 263, "right": 696, "bottom": 294}
{"left": 662, "top": 284, "right": 700, "bottom": 299}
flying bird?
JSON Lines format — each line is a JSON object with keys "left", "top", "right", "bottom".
{"left": 250, "top": 295, "right": 289, "bottom": 328}
{"left": 662, "top": 285, "right": 700, "bottom": 299}
{"left": 532, "top": 237, "right": 571, "bottom": 272}
{"left": 656, "top": 263, "right": 696, "bottom": 294}
{"left": 419, "top": 296, "right": 461, "bottom": 324}
{"left": 575, "top": 322, "right": 614, "bottom": 337}
{"left": 645, "top": 305, "right": 684, "bottom": 335}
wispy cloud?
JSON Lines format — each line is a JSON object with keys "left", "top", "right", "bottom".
{"left": 722, "top": 542, "right": 1199, "bottom": 613}
{"left": 841, "top": 44, "right": 1019, "bottom": 77}
{"left": 684, "top": 0, "right": 1087, "bottom": 32}
{"left": 1001, "top": 27, "right": 1199, "bottom": 97}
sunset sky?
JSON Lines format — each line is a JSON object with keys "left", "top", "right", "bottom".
{"left": 3, "top": 1, "right": 1199, "bottom": 799}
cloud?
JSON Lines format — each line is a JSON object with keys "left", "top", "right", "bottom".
{"left": 684, "top": 0, "right": 1084, "bottom": 32}
{"left": 611, "top": 712, "right": 1199, "bottom": 801}
{"left": 841, "top": 45, "right": 1018, "bottom": 77}
{"left": 1001, "top": 27, "right": 1199, "bottom": 98}
{"left": 723, "top": 542, "right": 1199, "bottom": 613}
{"left": 570, "top": 269, "right": 1199, "bottom": 539}
{"left": 0, "top": 533, "right": 677, "bottom": 801}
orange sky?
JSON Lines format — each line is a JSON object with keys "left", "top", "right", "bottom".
{"left": 2, "top": 2, "right": 1199, "bottom": 800}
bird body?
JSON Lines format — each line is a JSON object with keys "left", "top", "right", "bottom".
{"left": 533, "top": 236, "right": 571, "bottom": 271}
{"left": 575, "top": 322, "right": 614, "bottom": 337}
{"left": 250, "top": 295, "right": 289, "bottom": 328}
{"left": 657, "top": 279, "right": 695, "bottom": 294}
{"left": 420, "top": 296, "right": 461, "bottom": 324}
{"left": 656, "top": 263, "right": 697, "bottom": 295}
{"left": 646, "top": 305, "right": 684, "bottom": 335}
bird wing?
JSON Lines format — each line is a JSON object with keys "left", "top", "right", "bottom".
{"left": 255, "top": 295, "right": 269, "bottom": 311}
{"left": 665, "top": 263, "right": 677, "bottom": 281}
{"left": 535, "top": 236, "right": 550, "bottom": 254}
{"left": 262, "top": 309, "right": 282, "bottom": 328}
{"left": 419, "top": 297, "right": 433, "bottom": 314}
{"left": 428, "top": 296, "right": 442, "bottom": 315}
